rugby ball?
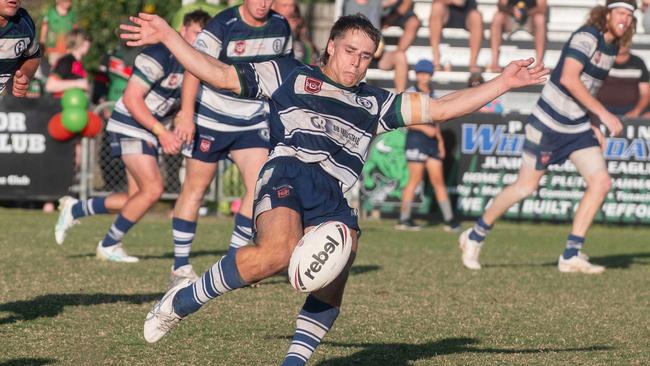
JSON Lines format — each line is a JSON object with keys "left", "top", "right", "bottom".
{"left": 288, "top": 221, "right": 352, "bottom": 293}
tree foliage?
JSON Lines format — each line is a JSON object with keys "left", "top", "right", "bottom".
{"left": 35, "top": 0, "right": 182, "bottom": 72}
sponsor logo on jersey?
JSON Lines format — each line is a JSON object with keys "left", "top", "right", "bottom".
{"left": 234, "top": 40, "right": 246, "bottom": 55}
{"left": 14, "top": 40, "right": 26, "bottom": 56}
{"left": 540, "top": 151, "right": 552, "bottom": 166}
{"left": 258, "top": 128, "right": 270, "bottom": 141}
{"left": 275, "top": 184, "right": 293, "bottom": 198}
{"left": 304, "top": 77, "right": 322, "bottom": 94}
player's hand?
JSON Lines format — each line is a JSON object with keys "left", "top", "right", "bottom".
{"left": 598, "top": 110, "right": 623, "bottom": 137}
{"left": 120, "top": 13, "right": 172, "bottom": 47}
{"left": 173, "top": 111, "right": 195, "bottom": 145}
{"left": 159, "top": 129, "right": 182, "bottom": 155}
{"left": 501, "top": 58, "right": 549, "bottom": 90}
{"left": 591, "top": 125, "right": 606, "bottom": 152}
{"left": 12, "top": 70, "right": 30, "bottom": 98}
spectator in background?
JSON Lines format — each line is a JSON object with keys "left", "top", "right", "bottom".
{"left": 468, "top": 72, "right": 504, "bottom": 113}
{"left": 398, "top": 59, "right": 460, "bottom": 232}
{"left": 642, "top": 0, "right": 650, "bottom": 33}
{"left": 489, "top": 0, "right": 547, "bottom": 73}
{"left": 45, "top": 28, "right": 90, "bottom": 98}
{"left": 342, "top": 0, "right": 412, "bottom": 92}
{"left": 429, "top": 0, "right": 483, "bottom": 72}
{"left": 273, "top": 0, "right": 320, "bottom": 65}
{"left": 597, "top": 45, "right": 650, "bottom": 118}
{"left": 39, "top": 0, "right": 78, "bottom": 66}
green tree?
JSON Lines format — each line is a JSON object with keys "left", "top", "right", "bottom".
{"left": 58, "top": 0, "right": 182, "bottom": 72}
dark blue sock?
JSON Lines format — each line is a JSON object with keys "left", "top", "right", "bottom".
{"left": 563, "top": 234, "right": 584, "bottom": 259}
{"left": 229, "top": 213, "right": 253, "bottom": 249}
{"left": 173, "top": 248, "right": 247, "bottom": 317}
{"left": 281, "top": 295, "right": 340, "bottom": 366}
{"left": 172, "top": 217, "right": 197, "bottom": 270}
{"left": 71, "top": 197, "right": 108, "bottom": 219}
{"left": 102, "top": 214, "right": 135, "bottom": 247}
{"left": 469, "top": 217, "right": 492, "bottom": 243}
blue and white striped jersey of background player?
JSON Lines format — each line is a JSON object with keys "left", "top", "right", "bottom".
{"left": 192, "top": 6, "right": 292, "bottom": 132}
{"left": 0, "top": 8, "right": 40, "bottom": 95}
{"left": 235, "top": 57, "right": 432, "bottom": 192}
{"left": 529, "top": 24, "right": 618, "bottom": 134}
{"left": 106, "top": 44, "right": 185, "bottom": 146}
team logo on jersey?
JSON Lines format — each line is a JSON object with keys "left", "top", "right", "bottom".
{"left": 540, "top": 151, "right": 552, "bottom": 166}
{"left": 14, "top": 40, "right": 26, "bottom": 56}
{"left": 304, "top": 77, "right": 322, "bottom": 94}
{"left": 199, "top": 138, "right": 211, "bottom": 152}
{"left": 272, "top": 39, "right": 283, "bottom": 54}
{"left": 275, "top": 184, "right": 293, "bottom": 198}
{"left": 167, "top": 74, "right": 179, "bottom": 88}
{"left": 355, "top": 96, "right": 372, "bottom": 110}
{"left": 234, "top": 40, "right": 246, "bottom": 55}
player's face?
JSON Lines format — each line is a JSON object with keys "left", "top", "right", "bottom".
{"left": 607, "top": 7, "right": 634, "bottom": 39}
{"left": 180, "top": 22, "right": 203, "bottom": 46}
{"left": 415, "top": 72, "right": 431, "bottom": 86}
{"left": 326, "top": 29, "right": 376, "bottom": 87}
{"left": 0, "top": 0, "right": 21, "bottom": 19}
{"left": 243, "top": 0, "right": 274, "bottom": 22}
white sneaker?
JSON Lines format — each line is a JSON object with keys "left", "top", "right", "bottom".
{"left": 54, "top": 196, "right": 79, "bottom": 245}
{"left": 558, "top": 255, "right": 605, "bottom": 274}
{"left": 459, "top": 228, "right": 482, "bottom": 270}
{"left": 144, "top": 279, "right": 191, "bottom": 343}
{"left": 168, "top": 264, "right": 199, "bottom": 290}
{"left": 96, "top": 242, "right": 139, "bottom": 263}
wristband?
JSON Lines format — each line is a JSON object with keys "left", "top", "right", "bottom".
{"left": 151, "top": 122, "right": 165, "bottom": 136}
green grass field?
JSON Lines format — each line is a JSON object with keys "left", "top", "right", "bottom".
{"left": 0, "top": 208, "right": 648, "bottom": 365}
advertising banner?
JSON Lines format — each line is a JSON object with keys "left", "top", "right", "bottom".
{"left": 0, "top": 97, "right": 74, "bottom": 201}
{"left": 448, "top": 113, "right": 650, "bottom": 224}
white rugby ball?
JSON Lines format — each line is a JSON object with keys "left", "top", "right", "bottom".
{"left": 288, "top": 221, "right": 352, "bottom": 293}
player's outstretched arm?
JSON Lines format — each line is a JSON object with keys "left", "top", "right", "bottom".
{"left": 120, "top": 13, "right": 241, "bottom": 94}
{"left": 428, "top": 58, "right": 548, "bottom": 122}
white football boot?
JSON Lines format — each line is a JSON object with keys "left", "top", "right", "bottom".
{"left": 96, "top": 242, "right": 139, "bottom": 263}
{"left": 54, "top": 196, "right": 79, "bottom": 245}
{"left": 558, "top": 254, "right": 605, "bottom": 274}
{"left": 144, "top": 279, "right": 191, "bottom": 343}
{"left": 459, "top": 228, "right": 482, "bottom": 270}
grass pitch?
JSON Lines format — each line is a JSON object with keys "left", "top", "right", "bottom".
{"left": 0, "top": 208, "right": 648, "bottom": 365}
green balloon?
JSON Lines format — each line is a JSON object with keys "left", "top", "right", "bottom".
{"left": 62, "top": 88, "right": 88, "bottom": 110}
{"left": 62, "top": 108, "right": 88, "bottom": 133}
{"left": 171, "top": 1, "right": 226, "bottom": 30}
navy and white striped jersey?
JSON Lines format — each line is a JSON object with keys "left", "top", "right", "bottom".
{"left": 236, "top": 58, "right": 430, "bottom": 192}
{"left": 529, "top": 25, "right": 618, "bottom": 134}
{"left": 0, "top": 8, "right": 40, "bottom": 95}
{"left": 192, "top": 6, "right": 292, "bottom": 132}
{"left": 106, "top": 44, "right": 184, "bottom": 145}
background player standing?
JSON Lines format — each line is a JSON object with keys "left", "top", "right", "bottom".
{"left": 168, "top": 0, "right": 292, "bottom": 286}
{"left": 459, "top": 0, "right": 635, "bottom": 274}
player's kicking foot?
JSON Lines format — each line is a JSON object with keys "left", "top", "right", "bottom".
{"left": 96, "top": 242, "right": 139, "bottom": 263}
{"left": 54, "top": 196, "right": 79, "bottom": 245}
{"left": 144, "top": 279, "right": 191, "bottom": 343}
{"left": 459, "top": 228, "right": 482, "bottom": 270}
{"left": 168, "top": 264, "right": 199, "bottom": 290}
{"left": 558, "top": 254, "right": 604, "bottom": 274}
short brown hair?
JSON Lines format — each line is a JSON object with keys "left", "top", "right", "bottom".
{"left": 320, "top": 14, "right": 381, "bottom": 65}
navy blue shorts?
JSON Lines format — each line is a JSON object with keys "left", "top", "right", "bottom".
{"left": 251, "top": 156, "right": 359, "bottom": 238}
{"left": 182, "top": 124, "right": 270, "bottom": 163}
{"left": 523, "top": 122, "right": 599, "bottom": 170}
{"left": 405, "top": 130, "right": 441, "bottom": 162}
{"left": 109, "top": 132, "right": 158, "bottom": 158}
